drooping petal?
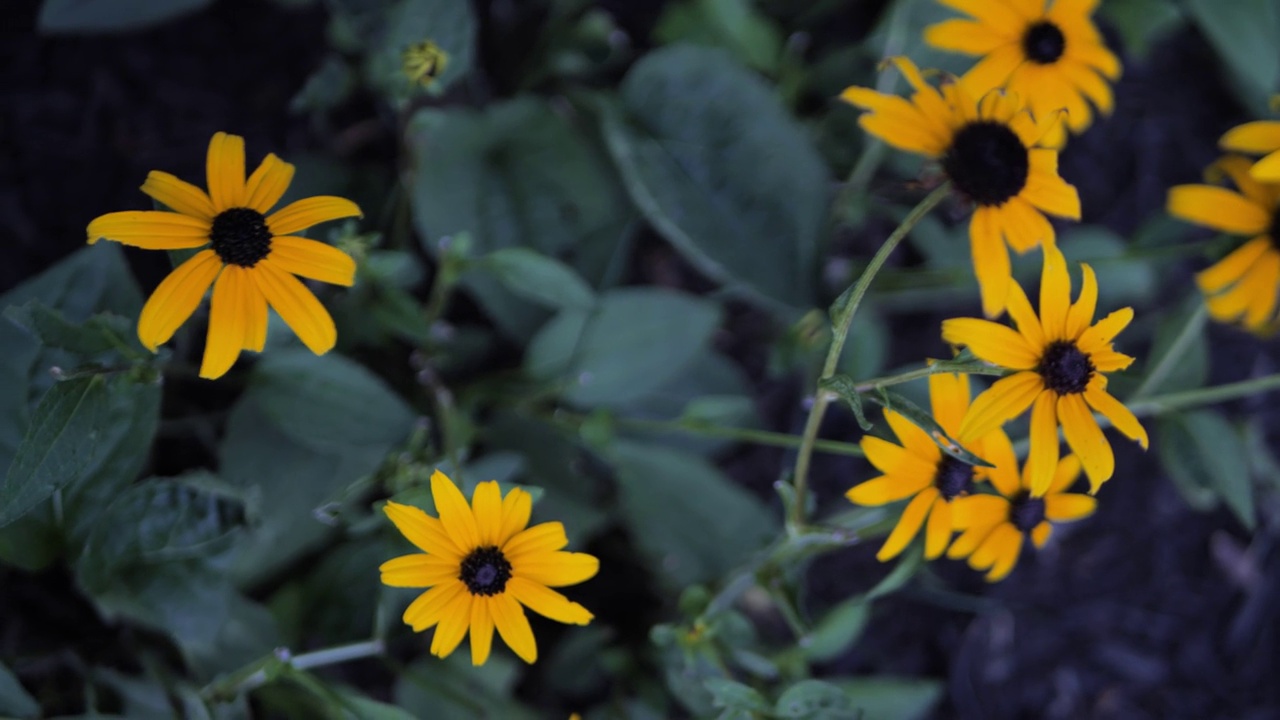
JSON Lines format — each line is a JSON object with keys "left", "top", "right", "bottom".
{"left": 383, "top": 500, "right": 464, "bottom": 560}
{"left": 140, "top": 171, "right": 215, "bottom": 220}
{"left": 430, "top": 592, "right": 473, "bottom": 659}
{"left": 512, "top": 551, "right": 599, "bottom": 587}
{"left": 1057, "top": 392, "right": 1113, "bottom": 493}
{"left": 941, "top": 318, "right": 1039, "bottom": 369}
{"left": 136, "top": 249, "right": 222, "bottom": 352}
{"left": 266, "top": 236, "right": 357, "bottom": 287}
{"left": 469, "top": 597, "right": 496, "bottom": 666}
{"left": 199, "top": 266, "right": 248, "bottom": 379}
{"left": 1064, "top": 263, "right": 1098, "bottom": 340}
{"left": 876, "top": 488, "right": 938, "bottom": 561}
{"left": 1242, "top": 252, "right": 1280, "bottom": 329}
{"left": 206, "top": 131, "right": 246, "bottom": 212}
{"left": 1167, "top": 185, "right": 1270, "bottom": 235}
{"left": 998, "top": 195, "right": 1057, "bottom": 254}
{"left": 1044, "top": 493, "right": 1097, "bottom": 521}
{"left": 250, "top": 258, "right": 338, "bottom": 355}
{"left": 1075, "top": 307, "right": 1134, "bottom": 356}
{"left": 845, "top": 474, "right": 933, "bottom": 506}
{"left": 1206, "top": 156, "right": 1276, "bottom": 209}
{"left": 266, "top": 196, "right": 363, "bottom": 236}
{"left": 430, "top": 470, "right": 480, "bottom": 552}
{"left": 403, "top": 579, "right": 466, "bottom": 631}
{"left": 958, "top": 372, "right": 1044, "bottom": 441}
{"left": 380, "top": 554, "right": 459, "bottom": 588}
{"left": 508, "top": 577, "right": 593, "bottom": 625}
{"left": 1196, "top": 237, "right": 1272, "bottom": 294}
{"left": 242, "top": 282, "right": 268, "bottom": 352}
{"left": 1022, "top": 152, "right": 1081, "bottom": 218}
{"left": 503, "top": 522, "right": 570, "bottom": 561}
{"left": 497, "top": 487, "right": 533, "bottom": 547}
{"left": 1083, "top": 379, "right": 1148, "bottom": 449}
{"left": 471, "top": 481, "right": 504, "bottom": 547}
{"left": 1058, "top": 60, "right": 1114, "bottom": 116}
{"left": 1025, "top": 390, "right": 1060, "bottom": 496}
{"left": 923, "top": 496, "right": 953, "bottom": 560}
{"left": 490, "top": 592, "right": 538, "bottom": 663}
{"left": 928, "top": 372, "right": 972, "bottom": 437}
{"left": 87, "top": 211, "right": 211, "bottom": 250}
{"left": 968, "top": 206, "right": 1014, "bottom": 318}
{"left": 243, "top": 153, "right": 296, "bottom": 214}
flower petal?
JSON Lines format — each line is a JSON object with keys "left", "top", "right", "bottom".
{"left": 490, "top": 591, "right": 537, "bottom": 663}
{"left": 243, "top": 153, "right": 296, "bottom": 214}
{"left": 140, "top": 171, "right": 215, "bottom": 220}
{"left": 959, "top": 43, "right": 1025, "bottom": 97}
{"left": 199, "top": 266, "right": 249, "bottom": 379}
{"left": 942, "top": 317, "right": 1039, "bottom": 369}
{"left": 1057, "top": 392, "right": 1113, "bottom": 493}
{"left": 384, "top": 500, "right": 464, "bottom": 560}
{"left": 251, "top": 258, "right": 338, "bottom": 355}
{"left": 503, "top": 522, "right": 569, "bottom": 561}
{"left": 380, "top": 554, "right": 459, "bottom": 588}
{"left": 923, "top": 496, "right": 953, "bottom": 560}
{"left": 885, "top": 409, "right": 941, "bottom": 462}
{"left": 266, "top": 196, "right": 363, "bottom": 236}
{"left": 1220, "top": 120, "right": 1280, "bottom": 154}
{"left": 508, "top": 577, "right": 593, "bottom": 625}
{"left": 471, "top": 480, "right": 503, "bottom": 547}
{"left": 1167, "top": 185, "right": 1270, "bottom": 235}
{"left": 928, "top": 372, "right": 971, "bottom": 437}
{"left": 1197, "top": 237, "right": 1271, "bottom": 294}
{"left": 497, "top": 487, "right": 533, "bottom": 547}
{"left": 513, "top": 551, "right": 599, "bottom": 587}
{"left": 469, "top": 597, "right": 495, "bottom": 666}
{"left": 1044, "top": 492, "right": 1097, "bottom": 521}
{"left": 1064, "top": 263, "right": 1098, "bottom": 340}
{"left": 924, "top": 19, "right": 1016, "bottom": 54}
{"left": 983, "top": 525, "right": 1024, "bottom": 582}
{"left": 951, "top": 495, "right": 1010, "bottom": 532}
{"left": 860, "top": 435, "right": 940, "bottom": 479}
{"left": 845, "top": 474, "right": 932, "bottom": 506}
{"left": 242, "top": 282, "right": 268, "bottom": 352}
{"left": 206, "top": 131, "right": 246, "bottom": 212}
{"left": 1076, "top": 307, "right": 1134, "bottom": 356}
{"left": 1250, "top": 150, "right": 1280, "bottom": 182}
{"left": 1004, "top": 280, "right": 1047, "bottom": 349}
{"left": 1025, "top": 390, "right": 1060, "bottom": 496}
{"left": 1048, "top": 453, "right": 1084, "bottom": 494}
{"left": 1039, "top": 243, "right": 1072, "bottom": 341}
{"left": 1031, "top": 522, "right": 1052, "bottom": 549}
{"left": 403, "top": 579, "right": 465, "bottom": 631}
{"left": 267, "top": 236, "right": 357, "bottom": 287}
{"left": 876, "top": 488, "right": 938, "bottom": 561}
{"left": 430, "top": 592, "right": 472, "bottom": 659}
{"left": 969, "top": 206, "right": 1013, "bottom": 318}
{"left": 958, "top": 372, "right": 1043, "bottom": 441}
{"left": 136, "top": 249, "right": 222, "bottom": 352}
{"left": 999, "top": 195, "right": 1057, "bottom": 254}
{"left": 980, "top": 426, "right": 1022, "bottom": 497}
{"left": 87, "top": 211, "right": 211, "bottom": 250}
{"left": 1083, "top": 379, "right": 1148, "bottom": 449}
{"left": 1022, "top": 151, "right": 1081, "bottom": 218}
{"left": 1206, "top": 155, "right": 1277, "bottom": 208}
{"left": 431, "top": 470, "right": 480, "bottom": 552}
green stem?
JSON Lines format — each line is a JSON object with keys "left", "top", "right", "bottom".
{"left": 1129, "top": 302, "right": 1208, "bottom": 400}
{"left": 556, "top": 412, "right": 866, "bottom": 458}
{"left": 791, "top": 183, "right": 951, "bottom": 530}
{"left": 203, "top": 639, "right": 384, "bottom": 700}
{"left": 1128, "top": 373, "right": 1280, "bottom": 417}
{"left": 853, "top": 360, "right": 1005, "bottom": 393}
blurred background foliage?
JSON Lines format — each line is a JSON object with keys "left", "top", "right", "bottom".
{"left": 4, "top": 0, "right": 1280, "bottom": 718}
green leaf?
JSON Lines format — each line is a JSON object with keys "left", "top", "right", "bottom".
{"left": 654, "top": 0, "right": 784, "bottom": 72}
{"left": 804, "top": 600, "right": 869, "bottom": 663}
{"left": 703, "top": 677, "right": 770, "bottom": 713}
{"left": 608, "top": 441, "right": 776, "bottom": 587}
{"left": 1185, "top": 0, "right": 1280, "bottom": 111}
{"left": 37, "top": 0, "right": 212, "bottom": 33}
{"left": 366, "top": 0, "right": 476, "bottom": 102}
{"left": 822, "top": 374, "right": 873, "bottom": 432}
{"left": 774, "top": 679, "right": 855, "bottom": 720}
{"left": 525, "top": 287, "right": 722, "bottom": 407}
{"left": 0, "top": 662, "right": 38, "bottom": 719}
{"left": 475, "top": 248, "right": 597, "bottom": 310}
{"left": 600, "top": 45, "right": 827, "bottom": 310}
{"left": 835, "top": 677, "right": 943, "bottom": 720}
{"left": 1156, "top": 410, "right": 1255, "bottom": 528}
{"left": 395, "top": 656, "right": 537, "bottom": 720}
{"left": 4, "top": 302, "right": 137, "bottom": 359}
{"left": 337, "top": 690, "right": 420, "bottom": 720}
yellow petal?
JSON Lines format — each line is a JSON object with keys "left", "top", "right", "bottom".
{"left": 87, "top": 210, "right": 211, "bottom": 250}
{"left": 503, "top": 522, "right": 570, "bottom": 561}
{"left": 938, "top": 0, "right": 1030, "bottom": 35}
{"left": 1065, "top": 39, "right": 1121, "bottom": 80}
{"left": 1048, "top": 454, "right": 1084, "bottom": 494}
{"left": 860, "top": 435, "right": 940, "bottom": 479}
{"left": 140, "top": 171, "right": 215, "bottom": 220}
{"left": 250, "top": 258, "right": 337, "bottom": 355}
{"left": 1197, "top": 237, "right": 1272, "bottom": 294}
{"left": 497, "top": 487, "right": 533, "bottom": 547}
{"left": 923, "top": 496, "right": 953, "bottom": 560}
{"left": 959, "top": 44, "right": 1025, "bottom": 97}
{"left": 471, "top": 481, "right": 503, "bottom": 547}
{"left": 199, "top": 266, "right": 249, "bottom": 379}
{"left": 243, "top": 153, "right": 296, "bottom": 214}
{"left": 380, "top": 554, "right": 459, "bottom": 588}
{"left": 969, "top": 206, "right": 1014, "bottom": 319}
{"left": 876, "top": 488, "right": 938, "bottom": 561}
{"left": 469, "top": 597, "right": 496, "bottom": 666}
{"left": 845, "top": 474, "right": 932, "bottom": 506}
{"left": 430, "top": 470, "right": 480, "bottom": 552}
{"left": 430, "top": 592, "right": 472, "bottom": 659}
{"left": 508, "top": 577, "right": 593, "bottom": 625}
{"left": 1206, "top": 156, "right": 1276, "bottom": 209}
{"left": 998, "top": 195, "right": 1056, "bottom": 254}
{"left": 941, "top": 318, "right": 1039, "bottom": 369}
{"left": 1044, "top": 493, "right": 1096, "bottom": 521}
{"left": 1058, "top": 61, "right": 1114, "bottom": 116}
{"left": 1241, "top": 251, "right": 1280, "bottom": 329}
{"left": 242, "top": 283, "right": 268, "bottom": 352}
{"left": 951, "top": 495, "right": 1010, "bottom": 532}
{"left": 1025, "top": 390, "right": 1060, "bottom": 496}
{"left": 1167, "top": 185, "right": 1270, "bottom": 235}
{"left": 513, "top": 551, "right": 599, "bottom": 587}
{"left": 1004, "top": 280, "right": 1047, "bottom": 350}
{"left": 885, "top": 409, "right": 940, "bottom": 461}
{"left": 136, "top": 249, "right": 222, "bottom": 352}
{"left": 1089, "top": 349, "right": 1134, "bottom": 373}
{"left": 267, "top": 236, "right": 357, "bottom": 287}
{"left": 1076, "top": 307, "right": 1134, "bottom": 356}
{"left": 1022, "top": 155, "right": 1081, "bottom": 219}
{"left": 1220, "top": 121, "right": 1280, "bottom": 154}
{"left": 206, "top": 131, "right": 246, "bottom": 212}
{"left": 983, "top": 524, "right": 1024, "bottom": 582}
{"left": 980, "top": 426, "right": 1022, "bottom": 497}
{"left": 928, "top": 372, "right": 971, "bottom": 437}
{"left": 1030, "top": 521, "right": 1052, "bottom": 549}
{"left": 403, "top": 579, "right": 465, "bottom": 631}
{"left": 266, "top": 196, "right": 363, "bottom": 236}
{"left": 1039, "top": 243, "right": 1071, "bottom": 340}
{"left": 958, "top": 372, "right": 1043, "bottom": 441}
{"left": 1250, "top": 150, "right": 1280, "bottom": 182}
{"left": 1064, "top": 263, "right": 1098, "bottom": 340}
{"left": 490, "top": 591, "right": 538, "bottom": 663}
{"left": 383, "top": 500, "right": 464, "bottom": 560}
{"left": 1057, "top": 392, "right": 1113, "bottom": 493}
{"left": 1083, "top": 379, "right": 1148, "bottom": 449}
{"left": 924, "top": 18, "right": 1016, "bottom": 54}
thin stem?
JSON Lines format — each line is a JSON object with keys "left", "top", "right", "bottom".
{"left": 203, "top": 639, "right": 384, "bottom": 700}
{"left": 1128, "top": 373, "right": 1280, "bottom": 417}
{"left": 554, "top": 412, "right": 866, "bottom": 458}
{"left": 1129, "top": 302, "right": 1208, "bottom": 400}
{"left": 791, "top": 183, "right": 952, "bottom": 530}
{"left": 853, "top": 360, "right": 1005, "bottom": 393}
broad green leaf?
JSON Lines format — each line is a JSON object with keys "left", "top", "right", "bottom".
{"left": 525, "top": 288, "right": 722, "bottom": 407}
{"left": 1185, "top": 0, "right": 1280, "bottom": 112}
{"left": 609, "top": 441, "right": 775, "bottom": 586}
{"left": 835, "top": 677, "right": 943, "bottom": 720}
{"left": 803, "top": 600, "right": 869, "bottom": 663}
{"left": 38, "top": 0, "right": 211, "bottom": 33}
{"left": 703, "top": 677, "right": 770, "bottom": 713}
{"left": 475, "top": 248, "right": 597, "bottom": 310}
{"left": 654, "top": 0, "right": 784, "bottom": 72}
{"left": 367, "top": 0, "right": 476, "bottom": 103}
{"left": 0, "top": 662, "right": 37, "bottom": 719}
{"left": 601, "top": 45, "right": 827, "bottom": 309}
{"left": 774, "top": 679, "right": 854, "bottom": 720}
{"left": 4, "top": 302, "right": 137, "bottom": 359}
{"left": 1156, "top": 410, "right": 1255, "bottom": 528}
{"left": 395, "top": 656, "right": 537, "bottom": 720}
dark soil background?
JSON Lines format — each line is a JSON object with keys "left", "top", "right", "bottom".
{"left": 4, "top": 0, "right": 1279, "bottom": 718}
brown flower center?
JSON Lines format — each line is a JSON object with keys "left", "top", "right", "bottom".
{"left": 210, "top": 208, "right": 272, "bottom": 267}
{"left": 1022, "top": 21, "right": 1066, "bottom": 64}
{"left": 1038, "top": 340, "right": 1094, "bottom": 395}
{"left": 934, "top": 455, "right": 976, "bottom": 501}
{"left": 943, "top": 121, "right": 1030, "bottom": 207}
{"left": 1009, "top": 491, "right": 1047, "bottom": 532}
{"left": 460, "top": 546, "right": 512, "bottom": 596}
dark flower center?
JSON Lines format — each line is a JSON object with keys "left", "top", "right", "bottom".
{"left": 460, "top": 546, "right": 512, "bottom": 596}
{"left": 1009, "top": 491, "right": 1047, "bottom": 532}
{"left": 1038, "top": 340, "right": 1094, "bottom": 395}
{"left": 209, "top": 208, "right": 272, "bottom": 267}
{"left": 1270, "top": 208, "right": 1280, "bottom": 248}
{"left": 1022, "top": 21, "right": 1066, "bottom": 64}
{"left": 942, "top": 121, "right": 1030, "bottom": 207}
{"left": 934, "top": 455, "right": 976, "bottom": 501}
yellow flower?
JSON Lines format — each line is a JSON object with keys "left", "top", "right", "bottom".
{"left": 847, "top": 372, "right": 1011, "bottom": 562}
{"left": 1220, "top": 120, "right": 1280, "bottom": 182}
{"left": 381, "top": 470, "right": 599, "bottom": 666}
{"left": 941, "top": 243, "right": 1148, "bottom": 495}
{"left": 948, "top": 431, "right": 1096, "bottom": 581}
{"left": 840, "top": 57, "right": 1080, "bottom": 318}
{"left": 924, "top": 0, "right": 1121, "bottom": 145}
{"left": 86, "top": 132, "right": 362, "bottom": 379}
{"left": 1167, "top": 156, "right": 1280, "bottom": 333}
{"left": 402, "top": 40, "right": 449, "bottom": 87}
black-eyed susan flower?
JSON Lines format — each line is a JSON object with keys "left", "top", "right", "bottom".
{"left": 1168, "top": 156, "right": 1280, "bottom": 332}
{"left": 942, "top": 243, "right": 1147, "bottom": 495}
{"left": 847, "top": 372, "right": 1011, "bottom": 561}
{"left": 948, "top": 431, "right": 1095, "bottom": 581}
{"left": 840, "top": 57, "right": 1080, "bottom": 317}
{"left": 402, "top": 40, "right": 449, "bottom": 87}
{"left": 924, "top": 0, "right": 1121, "bottom": 145}
{"left": 86, "top": 132, "right": 362, "bottom": 379}
{"left": 1220, "top": 120, "right": 1280, "bottom": 182}
{"left": 381, "top": 470, "right": 598, "bottom": 666}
